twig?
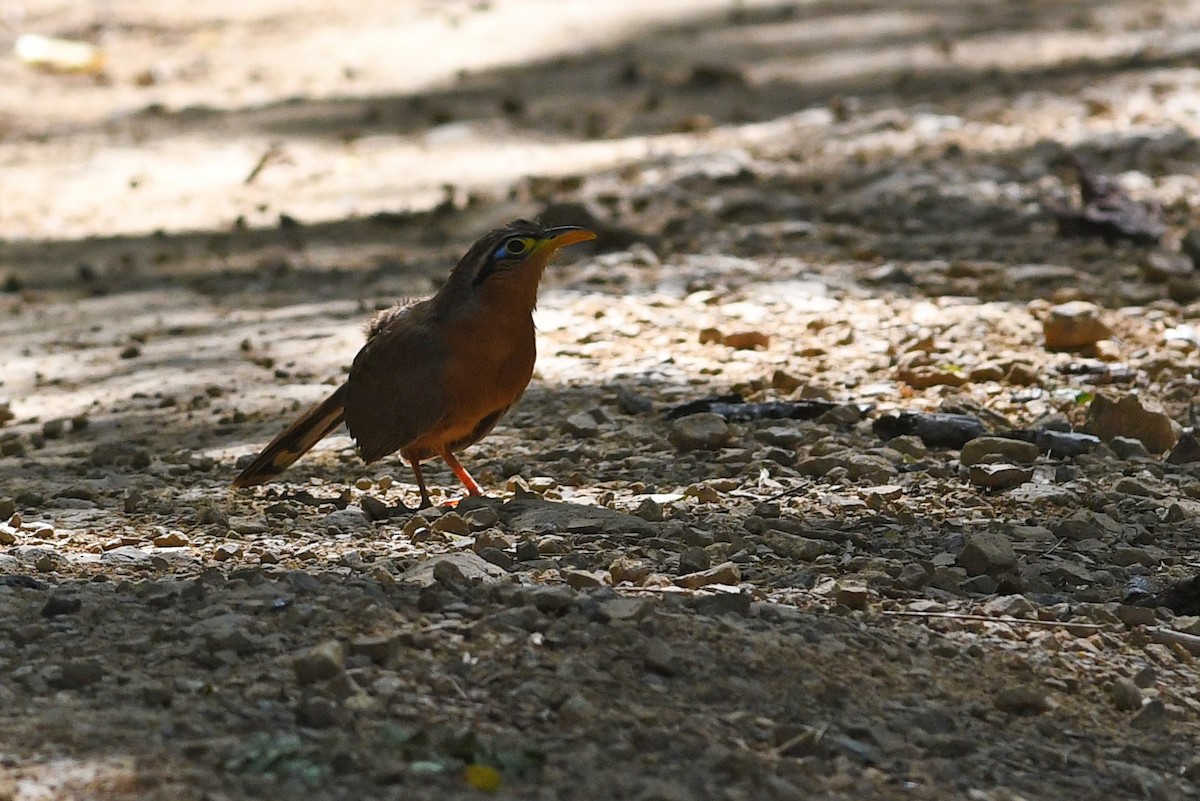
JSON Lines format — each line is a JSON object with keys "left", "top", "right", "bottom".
{"left": 245, "top": 142, "right": 284, "bottom": 185}
{"left": 1147, "top": 626, "right": 1200, "bottom": 656}
{"left": 883, "top": 610, "right": 1110, "bottom": 630}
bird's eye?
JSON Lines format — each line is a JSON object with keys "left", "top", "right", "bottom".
{"left": 498, "top": 237, "right": 529, "bottom": 259}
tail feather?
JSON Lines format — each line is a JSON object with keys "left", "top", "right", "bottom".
{"left": 232, "top": 384, "right": 348, "bottom": 488}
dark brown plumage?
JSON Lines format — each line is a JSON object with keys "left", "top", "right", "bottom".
{"left": 232, "top": 219, "right": 596, "bottom": 505}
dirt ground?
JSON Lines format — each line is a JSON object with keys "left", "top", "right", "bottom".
{"left": 3, "top": 1, "right": 1200, "bottom": 799}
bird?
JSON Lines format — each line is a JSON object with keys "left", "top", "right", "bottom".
{"left": 231, "top": 219, "right": 596, "bottom": 506}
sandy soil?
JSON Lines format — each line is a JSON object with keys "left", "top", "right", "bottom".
{"left": 2, "top": 1, "right": 1200, "bottom": 799}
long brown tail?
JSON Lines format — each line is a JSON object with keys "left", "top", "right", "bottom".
{"left": 232, "top": 384, "right": 348, "bottom": 488}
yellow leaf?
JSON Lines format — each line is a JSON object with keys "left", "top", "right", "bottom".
{"left": 464, "top": 763, "right": 502, "bottom": 793}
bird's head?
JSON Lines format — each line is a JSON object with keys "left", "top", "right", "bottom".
{"left": 450, "top": 220, "right": 596, "bottom": 301}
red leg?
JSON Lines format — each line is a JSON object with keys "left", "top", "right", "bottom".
{"left": 439, "top": 449, "right": 484, "bottom": 496}
{"left": 409, "top": 458, "right": 433, "bottom": 508}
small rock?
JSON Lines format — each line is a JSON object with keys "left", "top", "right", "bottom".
{"left": 558, "top": 692, "right": 597, "bottom": 724}
{"left": 41, "top": 594, "right": 81, "bottom": 618}
{"left": 464, "top": 506, "right": 500, "bottom": 530}
{"left": 294, "top": 640, "right": 346, "bottom": 684}
{"left": 101, "top": 545, "right": 154, "bottom": 568}
{"left": 562, "top": 569, "right": 604, "bottom": 589}
{"left": 563, "top": 410, "right": 602, "bottom": 438}
{"left": 1130, "top": 697, "right": 1167, "bottom": 729}
{"left": 634, "top": 498, "right": 663, "bottom": 523}
{"left": 677, "top": 546, "right": 711, "bottom": 574}
{"left": 1110, "top": 678, "right": 1143, "bottom": 711}
{"left": 349, "top": 635, "right": 399, "bottom": 665}
{"left": 669, "top": 413, "right": 731, "bottom": 451}
{"left": 835, "top": 584, "right": 870, "bottom": 610}
{"left": 959, "top": 532, "right": 1017, "bottom": 576}
{"left": 982, "top": 595, "right": 1034, "bottom": 617}
{"left": 1084, "top": 394, "right": 1178, "bottom": 454}
{"left": 296, "top": 696, "right": 343, "bottom": 728}
{"left": 213, "top": 543, "right": 242, "bottom": 562}
{"left": 674, "top": 561, "right": 740, "bottom": 589}
{"left": 1166, "top": 430, "right": 1200, "bottom": 464}
{"left": 959, "top": 437, "right": 1040, "bottom": 466}
{"left": 595, "top": 596, "right": 653, "bottom": 623}
{"left": 610, "top": 557, "right": 653, "bottom": 585}
{"left": 691, "top": 591, "right": 752, "bottom": 617}
{"left": 49, "top": 659, "right": 106, "bottom": 690}
{"left": 1109, "top": 436, "right": 1149, "bottom": 459}
{"left": 968, "top": 463, "right": 1033, "bottom": 490}
{"left": 642, "top": 640, "right": 677, "bottom": 677}
{"left": 1043, "top": 301, "right": 1111, "bottom": 349}
{"left": 993, "top": 684, "right": 1052, "bottom": 715}
{"left": 190, "top": 613, "right": 257, "bottom": 653}
{"left": 959, "top": 575, "right": 999, "bottom": 594}
{"left": 323, "top": 507, "right": 372, "bottom": 532}
{"left": 430, "top": 512, "right": 470, "bottom": 536}
{"left": 403, "top": 552, "right": 507, "bottom": 587}
{"left": 616, "top": 388, "right": 654, "bottom": 415}
{"left": 721, "top": 331, "right": 770, "bottom": 350}
{"left": 152, "top": 530, "right": 189, "bottom": 548}
{"left": 359, "top": 495, "right": 391, "bottom": 521}
{"left": 759, "top": 530, "right": 836, "bottom": 561}
{"left": 526, "top": 584, "right": 576, "bottom": 612}
{"left": 1111, "top": 477, "right": 1160, "bottom": 498}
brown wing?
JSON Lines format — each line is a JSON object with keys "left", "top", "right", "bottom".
{"left": 343, "top": 305, "right": 448, "bottom": 464}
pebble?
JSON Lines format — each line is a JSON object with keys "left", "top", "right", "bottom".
{"left": 152, "top": 530, "right": 189, "bottom": 548}
{"left": 595, "top": 596, "right": 653, "bottom": 623}
{"left": 558, "top": 692, "right": 597, "bottom": 724}
{"left": 464, "top": 506, "right": 500, "bottom": 530}
{"left": 430, "top": 512, "right": 470, "bottom": 536}
{"left": 760, "top": 530, "right": 836, "bottom": 561}
{"left": 213, "top": 543, "right": 242, "bottom": 562}
{"left": 691, "top": 591, "right": 752, "bottom": 617}
{"left": 563, "top": 410, "right": 602, "bottom": 438}
{"left": 993, "top": 684, "right": 1052, "bottom": 715}
{"left": 835, "top": 583, "right": 870, "bottom": 610}
{"left": 674, "top": 561, "right": 740, "bottom": 589}
{"left": 669, "top": 413, "right": 731, "bottom": 451}
{"left": 1130, "top": 697, "right": 1167, "bottom": 729}
{"left": 677, "top": 546, "right": 711, "bottom": 574}
{"left": 49, "top": 659, "right": 106, "bottom": 690}
{"left": 323, "top": 507, "right": 372, "bottom": 532}
{"left": 981, "top": 594, "right": 1035, "bottom": 617}
{"left": 1166, "top": 430, "right": 1200, "bottom": 464}
{"left": 968, "top": 463, "right": 1034, "bottom": 490}
{"left": 403, "top": 552, "right": 507, "bottom": 587}
{"left": 1043, "top": 301, "right": 1111, "bottom": 349}
{"left": 1110, "top": 678, "right": 1143, "bottom": 711}
{"left": 616, "top": 388, "right": 654, "bottom": 415}
{"left": 642, "top": 639, "right": 677, "bottom": 677}
{"left": 41, "top": 594, "right": 81, "bottom": 617}
{"left": 359, "top": 495, "right": 391, "bottom": 521}
{"left": 296, "top": 696, "right": 343, "bottom": 728}
{"left": 101, "top": 545, "right": 154, "bottom": 568}
{"left": 190, "top": 613, "right": 257, "bottom": 653}
{"left": 525, "top": 584, "right": 576, "bottom": 612}
{"left": 562, "top": 569, "right": 605, "bottom": 589}
{"left": 609, "top": 556, "right": 653, "bottom": 586}
{"left": 294, "top": 640, "right": 346, "bottom": 684}
{"left": 959, "top": 532, "right": 1017, "bottom": 576}
{"left": 1084, "top": 394, "right": 1178, "bottom": 454}
{"left": 1109, "top": 436, "right": 1149, "bottom": 459}
{"left": 634, "top": 498, "right": 664, "bottom": 523}
{"left": 959, "top": 436, "right": 1040, "bottom": 466}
